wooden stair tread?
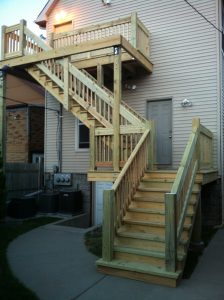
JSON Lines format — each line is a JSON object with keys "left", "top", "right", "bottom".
{"left": 97, "top": 258, "right": 181, "bottom": 279}
{"left": 137, "top": 187, "right": 200, "bottom": 193}
{"left": 117, "top": 229, "right": 165, "bottom": 242}
{"left": 133, "top": 195, "right": 197, "bottom": 205}
{"left": 127, "top": 207, "right": 194, "bottom": 217}
{"left": 123, "top": 217, "right": 192, "bottom": 230}
{"left": 114, "top": 245, "right": 185, "bottom": 261}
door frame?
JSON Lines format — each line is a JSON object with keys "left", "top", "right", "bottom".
{"left": 146, "top": 97, "right": 173, "bottom": 167}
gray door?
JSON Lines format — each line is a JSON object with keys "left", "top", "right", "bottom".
{"left": 148, "top": 100, "right": 172, "bottom": 165}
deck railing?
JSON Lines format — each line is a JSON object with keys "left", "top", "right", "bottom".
{"left": 1, "top": 13, "right": 150, "bottom": 62}
{"left": 1, "top": 20, "right": 49, "bottom": 60}
{"left": 165, "top": 118, "right": 213, "bottom": 272}
{"left": 101, "top": 121, "right": 155, "bottom": 261}
{"left": 90, "top": 126, "right": 145, "bottom": 170}
{"left": 51, "top": 12, "right": 150, "bottom": 58}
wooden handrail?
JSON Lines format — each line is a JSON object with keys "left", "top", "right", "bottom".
{"left": 165, "top": 118, "right": 213, "bottom": 272}
{"left": 102, "top": 124, "right": 152, "bottom": 261}
{"left": 113, "top": 127, "right": 150, "bottom": 191}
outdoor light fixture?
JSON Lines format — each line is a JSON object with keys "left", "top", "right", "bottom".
{"left": 181, "top": 98, "right": 192, "bottom": 107}
{"left": 102, "top": 0, "right": 112, "bottom": 6}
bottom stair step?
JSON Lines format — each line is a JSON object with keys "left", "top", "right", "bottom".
{"left": 96, "top": 258, "right": 182, "bottom": 287}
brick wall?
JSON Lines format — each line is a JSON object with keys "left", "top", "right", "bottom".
{"left": 6, "top": 106, "right": 45, "bottom": 163}
{"left": 6, "top": 107, "right": 29, "bottom": 163}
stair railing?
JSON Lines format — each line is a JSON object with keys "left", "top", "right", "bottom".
{"left": 165, "top": 118, "right": 213, "bottom": 272}
{"left": 102, "top": 121, "right": 155, "bottom": 261}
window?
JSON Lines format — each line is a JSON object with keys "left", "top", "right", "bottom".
{"left": 77, "top": 120, "right": 89, "bottom": 149}
{"left": 54, "top": 21, "right": 73, "bottom": 34}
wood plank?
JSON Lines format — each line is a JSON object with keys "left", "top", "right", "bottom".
{"left": 87, "top": 171, "right": 119, "bottom": 182}
{"left": 95, "top": 126, "right": 145, "bottom": 136}
{"left": 102, "top": 190, "right": 115, "bottom": 261}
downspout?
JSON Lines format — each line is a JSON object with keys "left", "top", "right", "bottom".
{"left": 58, "top": 103, "right": 63, "bottom": 172}
{"left": 217, "top": 0, "right": 224, "bottom": 225}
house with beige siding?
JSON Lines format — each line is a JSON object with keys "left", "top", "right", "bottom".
{"left": 1, "top": 0, "right": 224, "bottom": 287}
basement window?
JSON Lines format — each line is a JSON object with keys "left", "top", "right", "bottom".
{"left": 77, "top": 120, "right": 89, "bottom": 149}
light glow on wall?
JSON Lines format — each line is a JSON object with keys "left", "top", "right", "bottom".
{"left": 55, "top": 11, "right": 67, "bottom": 23}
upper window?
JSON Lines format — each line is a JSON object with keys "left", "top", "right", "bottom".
{"left": 77, "top": 120, "right": 89, "bottom": 149}
{"left": 54, "top": 21, "right": 72, "bottom": 34}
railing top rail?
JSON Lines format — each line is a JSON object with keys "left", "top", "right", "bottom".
{"left": 112, "top": 127, "right": 150, "bottom": 191}
{"left": 199, "top": 124, "right": 213, "bottom": 139}
{"left": 4, "top": 24, "right": 20, "bottom": 33}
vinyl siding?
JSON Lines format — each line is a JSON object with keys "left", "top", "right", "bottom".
{"left": 45, "top": 0, "right": 220, "bottom": 172}
{"left": 44, "top": 93, "right": 60, "bottom": 172}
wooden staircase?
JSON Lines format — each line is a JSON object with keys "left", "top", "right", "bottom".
{"left": 1, "top": 21, "right": 214, "bottom": 287}
{"left": 97, "top": 170, "right": 202, "bottom": 287}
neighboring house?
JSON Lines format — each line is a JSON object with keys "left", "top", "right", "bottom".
{"left": 1, "top": 0, "right": 224, "bottom": 287}
{"left": 6, "top": 74, "right": 45, "bottom": 163}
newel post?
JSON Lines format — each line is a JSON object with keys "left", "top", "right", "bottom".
{"left": 102, "top": 189, "right": 115, "bottom": 261}
{"left": 19, "top": 19, "right": 26, "bottom": 56}
{"left": 1, "top": 25, "right": 6, "bottom": 60}
{"left": 113, "top": 46, "right": 121, "bottom": 172}
{"left": 89, "top": 126, "right": 96, "bottom": 171}
{"left": 192, "top": 118, "right": 200, "bottom": 170}
{"left": 165, "top": 193, "right": 177, "bottom": 272}
{"left": 148, "top": 120, "right": 155, "bottom": 170}
{"left": 131, "top": 12, "right": 138, "bottom": 48}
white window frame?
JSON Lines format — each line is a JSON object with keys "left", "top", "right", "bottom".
{"left": 76, "top": 119, "right": 90, "bottom": 151}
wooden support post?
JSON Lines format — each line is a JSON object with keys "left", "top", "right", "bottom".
{"left": 148, "top": 120, "right": 155, "bottom": 170}
{"left": 63, "top": 57, "right": 70, "bottom": 110}
{"left": 131, "top": 12, "right": 138, "bottom": 49}
{"left": 1, "top": 25, "right": 6, "bottom": 60}
{"left": 19, "top": 19, "right": 27, "bottom": 56}
{"left": 102, "top": 189, "right": 115, "bottom": 261}
{"left": 113, "top": 46, "right": 121, "bottom": 172}
{"left": 165, "top": 193, "right": 177, "bottom": 272}
{"left": 90, "top": 126, "right": 96, "bottom": 171}
{"left": 49, "top": 32, "right": 54, "bottom": 48}
{"left": 0, "top": 71, "right": 5, "bottom": 168}
{"left": 97, "top": 64, "right": 104, "bottom": 88}
{"left": 0, "top": 70, "right": 6, "bottom": 220}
